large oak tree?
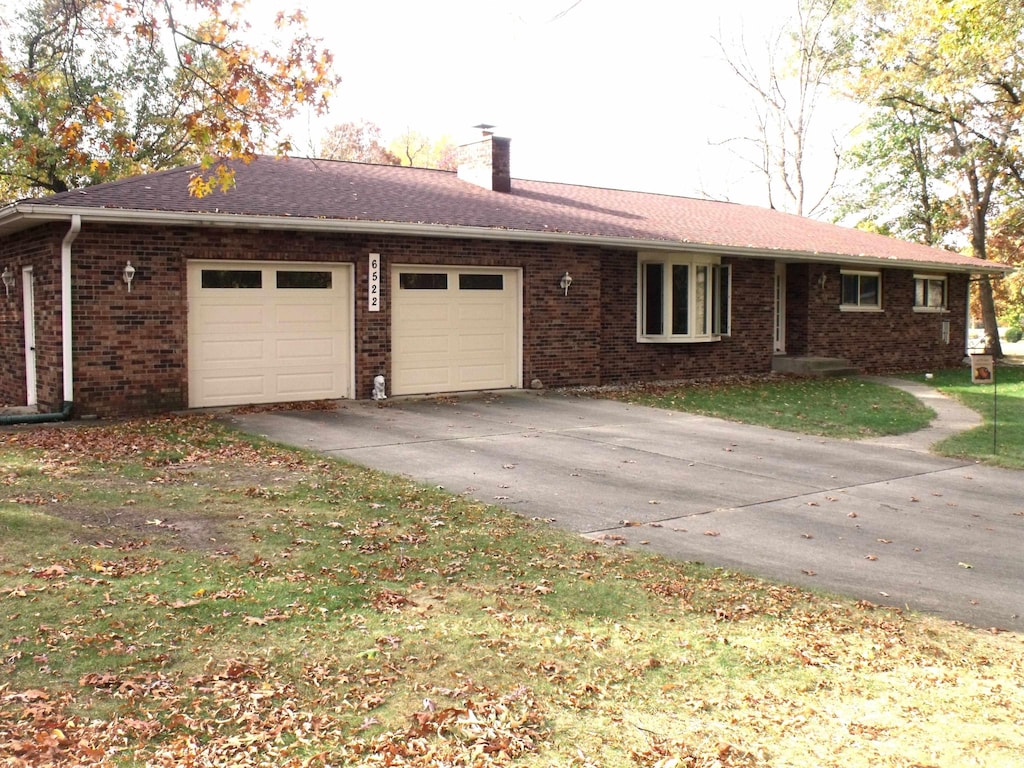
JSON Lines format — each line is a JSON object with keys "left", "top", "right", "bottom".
{"left": 0, "top": 0, "right": 339, "bottom": 201}
{"left": 838, "top": 0, "right": 1024, "bottom": 355}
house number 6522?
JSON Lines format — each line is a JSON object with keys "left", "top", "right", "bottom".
{"left": 368, "top": 253, "right": 380, "bottom": 312}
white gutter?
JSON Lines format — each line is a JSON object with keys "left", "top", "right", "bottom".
{"left": 61, "top": 215, "right": 81, "bottom": 403}
{"left": 3, "top": 203, "right": 1010, "bottom": 276}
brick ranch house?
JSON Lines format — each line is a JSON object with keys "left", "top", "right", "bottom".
{"left": 0, "top": 133, "right": 1010, "bottom": 418}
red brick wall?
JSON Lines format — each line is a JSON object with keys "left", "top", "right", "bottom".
{"left": 362, "top": 236, "right": 602, "bottom": 393}
{"left": 0, "top": 225, "right": 62, "bottom": 409}
{"left": 69, "top": 225, "right": 189, "bottom": 415}
{"left": 599, "top": 255, "right": 777, "bottom": 382}
{"left": 787, "top": 264, "right": 967, "bottom": 372}
{"left": 0, "top": 220, "right": 974, "bottom": 417}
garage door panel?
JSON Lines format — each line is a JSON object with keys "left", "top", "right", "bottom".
{"left": 197, "top": 338, "right": 265, "bottom": 364}
{"left": 276, "top": 337, "right": 337, "bottom": 361}
{"left": 456, "top": 303, "right": 509, "bottom": 323}
{"left": 458, "top": 332, "right": 508, "bottom": 353}
{"left": 196, "top": 304, "right": 266, "bottom": 329}
{"left": 392, "top": 267, "right": 519, "bottom": 396}
{"left": 401, "top": 367, "right": 453, "bottom": 388}
{"left": 188, "top": 262, "right": 352, "bottom": 407}
{"left": 275, "top": 371, "right": 337, "bottom": 396}
{"left": 275, "top": 303, "right": 337, "bottom": 326}
{"left": 458, "top": 364, "right": 508, "bottom": 385}
{"left": 396, "top": 334, "right": 451, "bottom": 355}
{"left": 200, "top": 375, "right": 267, "bottom": 400}
{"left": 400, "top": 303, "right": 452, "bottom": 323}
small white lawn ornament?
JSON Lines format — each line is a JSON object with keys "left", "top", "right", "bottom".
{"left": 371, "top": 375, "right": 387, "bottom": 400}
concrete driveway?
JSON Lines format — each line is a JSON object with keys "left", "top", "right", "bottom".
{"left": 225, "top": 390, "right": 1024, "bottom": 633}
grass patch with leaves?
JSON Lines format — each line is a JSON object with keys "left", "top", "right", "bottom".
{"left": 1, "top": 415, "right": 1022, "bottom": 767}
{"left": 921, "top": 364, "right": 1024, "bottom": 469}
{"left": 600, "top": 376, "right": 934, "bottom": 439}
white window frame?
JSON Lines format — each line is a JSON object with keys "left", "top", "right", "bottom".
{"left": 913, "top": 273, "right": 948, "bottom": 312}
{"left": 840, "top": 269, "right": 883, "bottom": 312}
{"left": 637, "top": 252, "right": 730, "bottom": 343}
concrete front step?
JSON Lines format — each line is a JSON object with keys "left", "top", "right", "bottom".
{"left": 772, "top": 356, "right": 859, "bottom": 377}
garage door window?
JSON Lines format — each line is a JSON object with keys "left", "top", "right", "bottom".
{"left": 202, "top": 269, "right": 262, "bottom": 289}
{"left": 400, "top": 272, "right": 448, "bottom": 290}
{"left": 277, "top": 270, "right": 332, "bottom": 289}
{"left": 459, "top": 274, "right": 504, "bottom": 290}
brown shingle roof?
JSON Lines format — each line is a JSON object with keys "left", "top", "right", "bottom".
{"left": 11, "top": 155, "right": 1003, "bottom": 272}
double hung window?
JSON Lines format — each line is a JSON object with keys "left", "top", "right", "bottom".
{"left": 913, "top": 274, "right": 947, "bottom": 311}
{"left": 840, "top": 270, "right": 882, "bottom": 310}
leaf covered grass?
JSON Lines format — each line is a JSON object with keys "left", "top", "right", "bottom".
{"left": 924, "top": 364, "right": 1024, "bottom": 469}
{"left": 1, "top": 416, "right": 1022, "bottom": 767}
{"left": 600, "top": 376, "right": 934, "bottom": 439}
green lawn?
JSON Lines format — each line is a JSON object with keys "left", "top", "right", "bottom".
{"left": 1, "top": 416, "right": 1022, "bottom": 767}
{"left": 926, "top": 364, "right": 1024, "bottom": 469}
{"left": 601, "top": 367, "right": 1024, "bottom": 470}
{"left": 602, "top": 376, "right": 934, "bottom": 439}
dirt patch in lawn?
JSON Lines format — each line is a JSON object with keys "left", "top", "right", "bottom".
{"left": 47, "top": 504, "right": 238, "bottom": 552}
{"left": 1, "top": 414, "right": 333, "bottom": 555}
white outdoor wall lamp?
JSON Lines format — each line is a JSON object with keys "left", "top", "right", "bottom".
{"left": 123, "top": 261, "right": 136, "bottom": 292}
{"left": 1, "top": 266, "right": 14, "bottom": 297}
{"left": 559, "top": 271, "right": 573, "bottom": 296}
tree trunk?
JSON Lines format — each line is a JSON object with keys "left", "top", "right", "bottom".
{"left": 970, "top": 207, "right": 1003, "bottom": 357}
{"left": 978, "top": 276, "right": 1003, "bottom": 357}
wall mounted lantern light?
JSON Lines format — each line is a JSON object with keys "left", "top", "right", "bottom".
{"left": 559, "top": 271, "right": 573, "bottom": 296}
{"left": 1, "top": 266, "right": 14, "bottom": 297}
{"left": 123, "top": 261, "right": 136, "bottom": 292}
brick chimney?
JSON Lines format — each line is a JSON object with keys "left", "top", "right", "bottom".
{"left": 457, "top": 126, "right": 511, "bottom": 193}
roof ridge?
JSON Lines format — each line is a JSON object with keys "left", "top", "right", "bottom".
{"left": 512, "top": 175, "right": 741, "bottom": 206}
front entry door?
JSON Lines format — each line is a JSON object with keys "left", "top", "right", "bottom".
{"left": 773, "top": 263, "right": 786, "bottom": 354}
{"left": 22, "top": 267, "right": 36, "bottom": 406}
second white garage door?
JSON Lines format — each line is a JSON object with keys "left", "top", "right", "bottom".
{"left": 391, "top": 266, "right": 521, "bottom": 396}
{"left": 188, "top": 261, "right": 353, "bottom": 408}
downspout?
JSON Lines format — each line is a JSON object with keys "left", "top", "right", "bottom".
{"left": 62, "top": 215, "right": 80, "bottom": 405}
{"left": 0, "top": 216, "right": 80, "bottom": 425}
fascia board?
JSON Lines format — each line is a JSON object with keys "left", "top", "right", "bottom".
{"left": 1, "top": 204, "right": 1007, "bottom": 276}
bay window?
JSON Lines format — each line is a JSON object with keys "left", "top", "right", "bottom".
{"left": 639, "top": 254, "right": 730, "bottom": 342}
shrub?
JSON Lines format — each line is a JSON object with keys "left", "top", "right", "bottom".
{"left": 1006, "top": 326, "right": 1023, "bottom": 344}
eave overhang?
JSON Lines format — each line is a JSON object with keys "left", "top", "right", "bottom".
{"left": 0, "top": 203, "right": 1011, "bottom": 276}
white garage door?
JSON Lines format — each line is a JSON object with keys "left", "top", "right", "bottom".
{"left": 391, "top": 266, "right": 521, "bottom": 396}
{"left": 187, "top": 261, "right": 353, "bottom": 408}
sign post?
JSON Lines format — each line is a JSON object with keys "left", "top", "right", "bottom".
{"left": 971, "top": 354, "right": 996, "bottom": 453}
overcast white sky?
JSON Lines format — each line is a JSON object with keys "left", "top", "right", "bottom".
{"left": 260, "top": 0, "right": 859, "bottom": 209}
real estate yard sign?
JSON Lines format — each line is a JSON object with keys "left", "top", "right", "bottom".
{"left": 971, "top": 354, "right": 996, "bottom": 452}
{"left": 971, "top": 354, "right": 993, "bottom": 384}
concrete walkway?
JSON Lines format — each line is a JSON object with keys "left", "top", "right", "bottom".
{"left": 859, "top": 376, "right": 983, "bottom": 453}
{"left": 227, "top": 380, "right": 1024, "bottom": 633}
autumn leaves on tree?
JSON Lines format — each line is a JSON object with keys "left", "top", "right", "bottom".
{"left": 0, "top": 0, "right": 339, "bottom": 201}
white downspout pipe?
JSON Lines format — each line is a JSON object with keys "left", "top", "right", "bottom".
{"left": 62, "top": 215, "right": 81, "bottom": 403}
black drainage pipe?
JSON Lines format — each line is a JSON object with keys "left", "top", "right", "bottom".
{"left": 0, "top": 401, "right": 74, "bottom": 426}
